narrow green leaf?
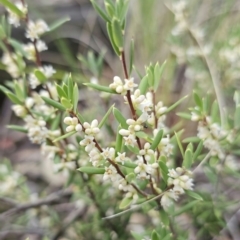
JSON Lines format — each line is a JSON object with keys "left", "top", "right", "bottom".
{"left": 139, "top": 74, "right": 149, "bottom": 94}
{"left": 115, "top": 125, "right": 123, "bottom": 156}
{"left": 147, "top": 66, "right": 154, "bottom": 87}
{"left": 55, "top": 84, "right": 67, "bottom": 98}
{"left": 83, "top": 82, "right": 116, "bottom": 94}
{"left": 6, "top": 92, "right": 23, "bottom": 104}
{"left": 119, "top": 197, "right": 133, "bottom": 209}
{"left": 14, "top": 80, "right": 24, "bottom": 100}
{"left": 34, "top": 69, "right": 47, "bottom": 83}
{"left": 211, "top": 100, "right": 219, "bottom": 123}
{"left": 7, "top": 125, "right": 27, "bottom": 133}
{"left": 48, "top": 17, "right": 70, "bottom": 32}
{"left": 77, "top": 167, "right": 105, "bottom": 174}
{"left": 129, "top": 39, "right": 134, "bottom": 74}
{"left": 105, "top": 2, "right": 115, "bottom": 18}
{"left": 154, "top": 60, "right": 166, "bottom": 92}
{"left": 126, "top": 172, "right": 135, "bottom": 183}
{"left": 127, "top": 145, "right": 139, "bottom": 154}
{"left": 161, "top": 95, "right": 188, "bottom": 115}
{"left": 159, "top": 210, "right": 169, "bottom": 226}
{"left": 193, "top": 91, "right": 203, "bottom": 110}
{"left": 177, "top": 112, "right": 191, "bottom": 120}
{"left": 151, "top": 230, "right": 160, "bottom": 240}
{"left": 112, "top": 17, "right": 123, "bottom": 50}
{"left": 99, "top": 104, "right": 115, "bottom": 128}
{"left": 53, "top": 131, "right": 76, "bottom": 142}
{"left": 192, "top": 140, "right": 203, "bottom": 162}
{"left": 234, "top": 105, "right": 240, "bottom": 129}
{"left": 51, "top": 113, "right": 61, "bottom": 130}
{"left": 183, "top": 149, "right": 192, "bottom": 168}
{"left": 61, "top": 97, "right": 73, "bottom": 110}
{"left": 113, "top": 107, "right": 128, "bottom": 129}
{"left": 174, "top": 131, "right": 184, "bottom": 158}
{"left": 42, "top": 96, "right": 66, "bottom": 111}
{"left": 0, "top": 85, "right": 10, "bottom": 94}
{"left": 150, "top": 129, "right": 163, "bottom": 150}
{"left": 172, "top": 200, "right": 199, "bottom": 216}
{"left": 91, "top": 0, "right": 111, "bottom": 22}
{"left": 159, "top": 159, "right": 168, "bottom": 183}
{"left": 119, "top": 161, "right": 137, "bottom": 169}
{"left": 73, "top": 83, "right": 79, "bottom": 113}
{"left": 67, "top": 74, "right": 73, "bottom": 101}
{"left": 9, "top": 39, "right": 26, "bottom": 56}
{"left": 185, "top": 190, "right": 203, "bottom": 201}
{"left": 107, "top": 22, "right": 120, "bottom": 56}
{"left": 0, "top": 0, "right": 24, "bottom": 17}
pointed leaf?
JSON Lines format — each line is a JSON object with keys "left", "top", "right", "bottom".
{"left": 107, "top": 22, "right": 120, "bottom": 56}
{"left": 192, "top": 140, "right": 203, "bottom": 162}
{"left": 174, "top": 131, "right": 184, "bottom": 158}
{"left": 193, "top": 91, "right": 203, "bottom": 110}
{"left": 0, "top": 0, "right": 24, "bottom": 17}
{"left": 91, "top": 0, "right": 111, "bottom": 22}
{"left": 154, "top": 60, "right": 166, "bottom": 92}
{"left": 42, "top": 96, "right": 65, "bottom": 111}
{"left": 183, "top": 149, "right": 192, "bottom": 168}
{"left": 83, "top": 82, "right": 116, "bottom": 94}
{"left": 99, "top": 104, "right": 115, "bottom": 128}
{"left": 150, "top": 129, "right": 163, "bottom": 150}
{"left": 151, "top": 230, "right": 160, "bottom": 240}
{"left": 115, "top": 125, "right": 123, "bottom": 155}
{"left": 78, "top": 167, "right": 105, "bottom": 174}
{"left": 34, "top": 69, "right": 47, "bottom": 83}
{"left": 139, "top": 75, "right": 149, "bottom": 94}
{"left": 126, "top": 173, "right": 135, "bottom": 183}
{"left": 61, "top": 97, "right": 73, "bottom": 110}
{"left": 112, "top": 17, "right": 123, "bottom": 50}
{"left": 55, "top": 83, "right": 67, "bottom": 98}
{"left": 159, "top": 158, "right": 168, "bottom": 183}
{"left": 113, "top": 107, "right": 128, "bottom": 129}
{"left": 6, "top": 92, "right": 23, "bottom": 104}
{"left": 73, "top": 83, "right": 79, "bottom": 113}
{"left": 185, "top": 190, "right": 203, "bottom": 201}
{"left": 48, "top": 17, "right": 70, "bottom": 32}
{"left": 119, "top": 197, "right": 133, "bottom": 209}
{"left": 7, "top": 125, "right": 27, "bottom": 133}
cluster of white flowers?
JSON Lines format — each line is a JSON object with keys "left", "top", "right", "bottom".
{"left": 64, "top": 117, "right": 82, "bottom": 132}
{"left": 109, "top": 76, "right": 137, "bottom": 95}
{"left": 2, "top": 52, "right": 24, "bottom": 78}
{"left": 195, "top": 117, "right": 228, "bottom": 159}
{"left": 7, "top": 2, "right": 28, "bottom": 27}
{"left": 23, "top": 40, "right": 47, "bottom": 61}
{"left": 29, "top": 65, "right": 56, "bottom": 89}
{"left": 25, "top": 20, "right": 49, "bottom": 41}
{"left": 161, "top": 167, "right": 193, "bottom": 209}
{"left": 24, "top": 116, "right": 48, "bottom": 144}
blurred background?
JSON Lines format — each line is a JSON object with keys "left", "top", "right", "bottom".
{"left": 1, "top": 0, "right": 240, "bottom": 239}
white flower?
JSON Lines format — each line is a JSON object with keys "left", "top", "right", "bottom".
{"left": 139, "top": 142, "right": 155, "bottom": 161}
{"left": 2, "top": 52, "right": 22, "bottom": 78}
{"left": 41, "top": 144, "right": 60, "bottom": 161}
{"left": 7, "top": 2, "right": 28, "bottom": 27}
{"left": 161, "top": 190, "right": 178, "bottom": 210}
{"left": 12, "top": 105, "right": 27, "bottom": 117}
{"left": 134, "top": 156, "right": 152, "bottom": 179}
{"left": 123, "top": 134, "right": 136, "bottom": 147}
{"left": 89, "top": 148, "right": 102, "bottom": 166}
{"left": 116, "top": 152, "right": 127, "bottom": 164}
{"left": 155, "top": 101, "right": 167, "bottom": 117}
{"left": 23, "top": 40, "right": 47, "bottom": 61}
{"left": 26, "top": 20, "right": 49, "bottom": 41}
{"left": 83, "top": 119, "right": 100, "bottom": 136}
{"left": 191, "top": 112, "right": 200, "bottom": 121}
{"left": 25, "top": 97, "right": 35, "bottom": 109}
{"left": 103, "top": 165, "right": 119, "bottom": 182}
{"left": 109, "top": 76, "right": 126, "bottom": 95}
{"left": 80, "top": 135, "right": 95, "bottom": 152}
{"left": 124, "top": 78, "right": 138, "bottom": 92}
{"left": 64, "top": 117, "right": 82, "bottom": 132}
{"left": 101, "top": 147, "right": 115, "bottom": 160}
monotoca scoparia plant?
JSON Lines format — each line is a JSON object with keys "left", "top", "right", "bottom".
{"left": 1, "top": 0, "right": 240, "bottom": 239}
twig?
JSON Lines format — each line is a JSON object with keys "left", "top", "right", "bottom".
{"left": 0, "top": 189, "right": 72, "bottom": 220}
